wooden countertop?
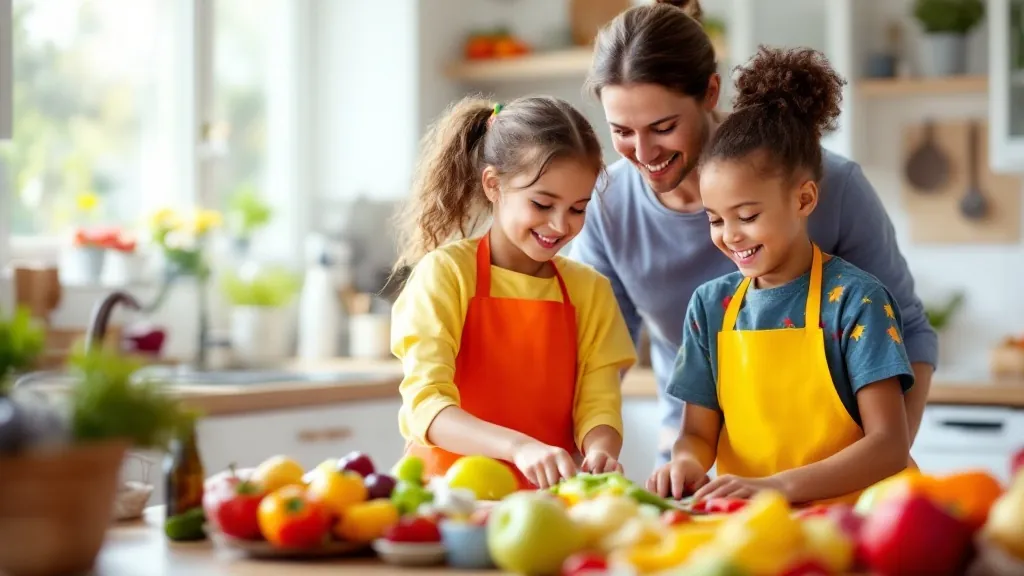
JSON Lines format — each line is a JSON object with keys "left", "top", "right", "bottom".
{"left": 34, "top": 357, "right": 1024, "bottom": 417}
{"left": 95, "top": 507, "right": 493, "bottom": 576}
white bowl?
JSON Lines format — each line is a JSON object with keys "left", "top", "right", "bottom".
{"left": 372, "top": 538, "right": 446, "bottom": 567}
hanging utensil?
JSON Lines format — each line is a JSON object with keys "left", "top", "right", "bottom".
{"left": 905, "top": 119, "right": 950, "bottom": 193}
{"left": 959, "top": 120, "right": 989, "bottom": 220}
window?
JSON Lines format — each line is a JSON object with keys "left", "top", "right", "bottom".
{"left": 1, "top": 0, "right": 309, "bottom": 268}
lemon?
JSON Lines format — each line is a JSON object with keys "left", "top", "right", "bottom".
{"left": 445, "top": 455, "right": 518, "bottom": 500}
{"left": 252, "top": 455, "right": 305, "bottom": 492}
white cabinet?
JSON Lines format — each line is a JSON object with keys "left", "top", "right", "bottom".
{"left": 988, "top": 0, "right": 1024, "bottom": 172}
{"left": 911, "top": 405, "right": 1024, "bottom": 485}
{"left": 124, "top": 397, "right": 407, "bottom": 506}
{"left": 620, "top": 398, "right": 663, "bottom": 486}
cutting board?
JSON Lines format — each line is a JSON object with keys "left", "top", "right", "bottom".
{"left": 901, "top": 120, "right": 1022, "bottom": 244}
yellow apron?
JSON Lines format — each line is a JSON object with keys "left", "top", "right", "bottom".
{"left": 715, "top": 243, "right": 865, "bottom": 506}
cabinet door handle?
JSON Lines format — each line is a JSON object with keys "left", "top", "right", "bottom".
{"left": 938, "top": 419, "right": 1005, "bottom": 433}
{"left": 296, "top": 426, "right": 353, "bottom": 443}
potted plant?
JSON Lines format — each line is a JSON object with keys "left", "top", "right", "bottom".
{"left": 0, "top": 331, "right": 194, "bottom": 576}
{"left": 925, "top": 291, "right": 965, "bottom": 367}
{"left": 220, "top": 266, "right": 302, "bottom": 367}
{"left": 912, "top": 0, "right": 985, "bottom": 77}
{"left": 225, "top": 184, "right": 273, "bottom": 258}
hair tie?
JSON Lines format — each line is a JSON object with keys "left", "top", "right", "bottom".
{"left": 488, "top": 103, "right": 503, "bottom": 128}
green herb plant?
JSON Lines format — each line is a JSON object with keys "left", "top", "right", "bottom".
{"left": 68, "top": 347, "right": 197, "bottom": 449}
{"left": 226, "top": 183, "right": 273, "bottom": 241}
{"left": 913, "top": 0, "right": 985, "bottom": 34}
{"left": 925, "top": 291, "right": 965, "bottom": 331}
{"left": 220, "top": 266, "right": 302, "bottom": 308}
{"left": 0, "top": 307, "right": 45, "bottom": 394}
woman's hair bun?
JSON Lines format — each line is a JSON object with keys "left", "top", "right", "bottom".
{"left": 733, "top": 46, "right": 846, "bottom": 136}
{"left": 655, "top": 0, "right": 702, "bottom": 23}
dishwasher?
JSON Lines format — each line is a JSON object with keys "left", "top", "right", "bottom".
{"left": 911, "top": 405, "right": 1024, "bottom": 484}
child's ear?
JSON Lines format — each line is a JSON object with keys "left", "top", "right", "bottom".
{"left": 482, "top": 166, "right": 501, "bottom": 203}
{"left": 796, "top": 179, "right": 818, "bottom": 216}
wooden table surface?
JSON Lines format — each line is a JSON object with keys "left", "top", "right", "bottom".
{"left": 95, "top": 507, "right": 496, "bottom": 576}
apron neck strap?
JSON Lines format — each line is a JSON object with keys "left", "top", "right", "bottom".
{"left": 475, "top": 232, "right": 572, "bottom": 304}
{"left": 722, "top": 242, "right": 823, "bottom": 331}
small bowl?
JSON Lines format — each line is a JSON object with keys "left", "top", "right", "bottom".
{"left": 440, "top": 519, "right": 494, "bottom": 569}
{"left": 372, "top": 538, "right": 446, "bottom": 567}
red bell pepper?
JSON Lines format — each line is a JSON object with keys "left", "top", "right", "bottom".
{"left": 703, "top": 497, "right": 748, "bottom": 514}
{"left": 859, "top": 492, "right": 973, "bottom": 576}
{"left": 203, "top": 464, "right": 267, "bottom": 540}
{"left": 779, "top": 559, "right": 832, "bottom": 576}
{"left": 1011, "top": 446, "right": 1024, "bottom": 478}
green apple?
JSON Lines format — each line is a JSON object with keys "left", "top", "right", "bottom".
{"left": 390, "top": 455, "right": 425, "bottom": 485}
{"left": 487, "top": 492, "right": 584, "bottom": 575}
{"left": 391, "top": 480, "right": 433, "bottom": 516}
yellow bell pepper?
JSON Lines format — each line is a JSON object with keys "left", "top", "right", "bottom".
{"left": 801, "top": 517, "right": 855, "bottom": 573}
{"left": 614, "top": 524, "right": 718, "bottom": 574}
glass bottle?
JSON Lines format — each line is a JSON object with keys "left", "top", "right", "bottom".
{"left": 164, "top": 421, "right": 205, "bottom": 517}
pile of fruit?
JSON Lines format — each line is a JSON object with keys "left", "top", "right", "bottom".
{"left": 477, "top": 450, "right": 1024, "bottom": 576}
{"left": 198, "top": 451, "right": 437, "bottom": 548}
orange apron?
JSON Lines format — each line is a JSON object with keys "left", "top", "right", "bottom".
{"left": 716, "top": 244, "right": 866, "bottom": 506}
{"left": 404, "top": 233, "right": 578, "bottom": 489}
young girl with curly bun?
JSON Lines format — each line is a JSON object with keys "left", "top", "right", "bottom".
{"left": 649, "top": 47, "right": 914, "bottom": 506}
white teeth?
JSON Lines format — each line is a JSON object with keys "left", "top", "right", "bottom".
{"left": 534, "top": 232, "right": 559, "bottom": 246}
{"left": 644, "top": 154, "right": 676, "bottom": 172}
{"left": 734, "top": 246, "right": 760, "bottom": 259}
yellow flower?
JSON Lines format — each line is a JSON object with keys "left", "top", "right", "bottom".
{"left": 850, "top": 324, "right": 866, "bottom": 341}
{"left": 149, "top": 207, "right": 181, "bottom": 231}
{"left": 887, "top": 325, "right": 902, "bottom": 344}
{"left": 883, "top": 303, "right": 895, "bottom": 319}
{"left": 192, "top": 209, "right": 223, "bottom": 235}
{"left": 76, "top": 192, "right": 100, "bottom": 213}
{"left": 828, "top": 286, "right": 844, "bottom": 303}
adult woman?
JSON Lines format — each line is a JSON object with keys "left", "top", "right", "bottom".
{"left": 569, "top": 0, "right": 936, "bottom": 471}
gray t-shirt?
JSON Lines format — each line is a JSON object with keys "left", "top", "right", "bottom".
{"left": 569, "top": 150, "right": 937, "bottom": 465}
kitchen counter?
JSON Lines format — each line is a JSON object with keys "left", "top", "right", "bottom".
{"left": 33, "top": 358, "right": 1022, "bottom": 417}
{"left": 94, "top": 507, "right": 492, "bottom": 576}
{"left": 164, "top": 358, "right": 1024, "bottom": 416}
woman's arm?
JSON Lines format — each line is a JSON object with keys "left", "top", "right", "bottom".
{"left": 774, "top": 377, "right": 910, "bottom": 503}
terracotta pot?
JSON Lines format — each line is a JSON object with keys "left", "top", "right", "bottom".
{"left": 0, "top": 439, "right": 130, "bottom": 576}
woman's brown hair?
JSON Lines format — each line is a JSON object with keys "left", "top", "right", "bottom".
{"left": 701, "top": 46, "right": 846, "bottom": 183}
{"left": 392, "top": 95, "right": 603, "bottom": 271}
{"left": 584, "top": 0, "right": 716, "bottom": 100}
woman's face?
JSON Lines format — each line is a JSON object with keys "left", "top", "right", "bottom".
{"left": 483, "top": 156, "right": 596, "bottom": 273}
{"left": 600, "top": 81, "right": 719, "bottom": 195}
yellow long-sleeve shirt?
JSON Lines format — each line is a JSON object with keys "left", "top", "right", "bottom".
{"left": 391, "top": 237, "right": 637, "bottom": 453}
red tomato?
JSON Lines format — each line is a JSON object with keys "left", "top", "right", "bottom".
{"left": 660, "top": 509, "right": 691, "bottom": 526}
{"left": 464, "top": 35, "right": 494, "bottom": 60}
{"left": 203, "top": 465, "right": 266, "bottom": 540}
{"left": 780, "top": 559, "right": 832, "bottom": 576}
{"left": 562, "top": 552, "right": 608, "bottom": 576}
{"left": 704, "top": 497, "right": 747, "bottom": 513}
{"left": 383, "top": 516, "right": 441, "bottom": 543}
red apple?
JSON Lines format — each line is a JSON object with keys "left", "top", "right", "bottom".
{"left": 337, "top": 451, "right": 375, "bottom": 477}
{"left": 860, "top": 492, "right": 973, "bottom": 576}
{"left": 1011, "top": 446, "right": 1024, "bottom": 478}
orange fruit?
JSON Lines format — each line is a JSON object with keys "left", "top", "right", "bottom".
{"left": 929, "top": 470, "right": 1004, "bottom": 530}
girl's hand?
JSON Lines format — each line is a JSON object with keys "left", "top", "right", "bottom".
{"left": 512, "top": 441, "right": 578, "bottom": 489}
{"left": 581, "top": 450, "right": 623, "bottom": 474}
{"left": 647, "top": 456, "right": 709, "bottom": 500}
{"left": 692, "top": 474, "right": 786, "bottom": 502}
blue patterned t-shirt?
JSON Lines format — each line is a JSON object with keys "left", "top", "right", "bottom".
{"left": 666, "top": 256, "right": 915, "bottom": 426}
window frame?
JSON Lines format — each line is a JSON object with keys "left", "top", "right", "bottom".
{"left": 1, "top": 0, "right": 312, "bottom": 270}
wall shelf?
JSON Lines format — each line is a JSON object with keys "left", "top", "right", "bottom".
{"left": 857, "top": 75, "right": 988, "bottom": 97}
{"left": 445, "top": 38, "right": 729, "bottom": 84}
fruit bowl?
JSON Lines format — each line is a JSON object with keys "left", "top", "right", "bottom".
{"left": 210, "top": 528, "right": 370, "bottom": 559}
{"left": 372, "top": 538, "right": 447, "bottom": 566}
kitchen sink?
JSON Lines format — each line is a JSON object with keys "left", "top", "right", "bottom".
{"left": 130, "top": 365, "right": 398, "bottom": 386}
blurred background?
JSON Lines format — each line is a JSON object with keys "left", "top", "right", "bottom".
{"left": 0, "top": 0, "right": 1021, "bottom": 379}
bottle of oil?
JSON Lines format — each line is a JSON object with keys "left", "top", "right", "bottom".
{"left": 164, "top": 420, "right": 205, "bottom": 518}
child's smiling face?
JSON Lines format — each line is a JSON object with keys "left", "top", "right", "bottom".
{"left": 699, "top": 152, "right": 819, "bottom": 287}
